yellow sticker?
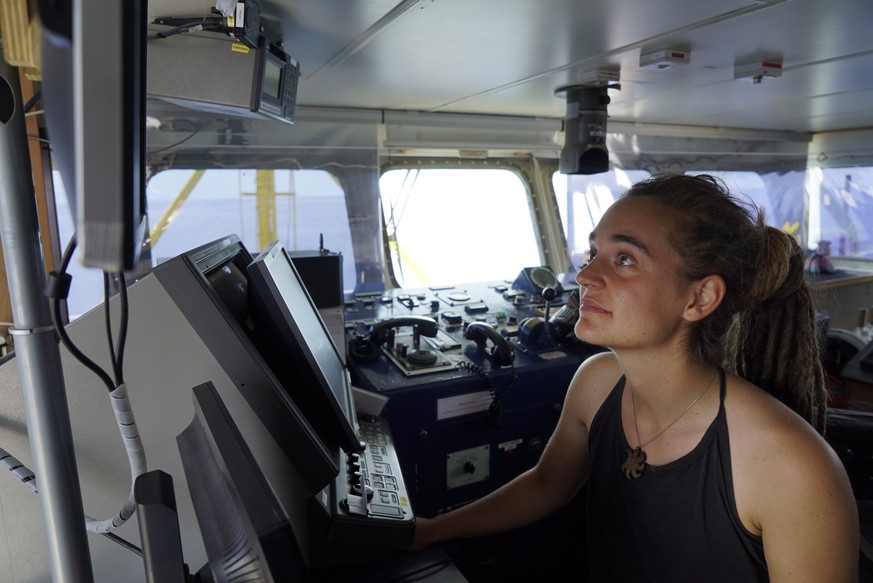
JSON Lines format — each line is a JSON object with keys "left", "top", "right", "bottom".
{"left": 231, "top": 43, "right": 250, "bottom": 54}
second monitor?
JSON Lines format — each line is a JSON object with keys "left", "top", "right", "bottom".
{"left": 246, "top": 240, "right": 361, "bottom": 455}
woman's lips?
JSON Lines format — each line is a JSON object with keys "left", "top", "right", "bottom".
{"left": 580, "top": 299, "right": 608, "bottom": 314}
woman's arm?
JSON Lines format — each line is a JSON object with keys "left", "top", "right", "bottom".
{"left": 410, "top": 351, "right": 620, "bottom": 551}
{"left": 752, "top": 420, "right": 859, "bottom": 582}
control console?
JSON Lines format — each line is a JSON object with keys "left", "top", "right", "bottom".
{"left": 344, "top": 272, "right": 603, "bottom": 516}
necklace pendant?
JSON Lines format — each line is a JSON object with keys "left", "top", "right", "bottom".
{"left": 621, "top": 446, "right": 646, "bottom": 479}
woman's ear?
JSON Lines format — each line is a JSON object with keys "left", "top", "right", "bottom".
{"left": 684, "top": 275, "right": 725, "bottom": 322}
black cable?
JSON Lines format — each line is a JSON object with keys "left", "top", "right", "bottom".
{"left": 52, "top": 295, "right": 115, "bottom": 393}
{"left": 23, "top": 90, "right": 42, "bottom": 113}
{"left": 147, "top": 115, "right": 218, "bottom": 156}
{"left": 103, "top": 273, "right": 120, "bottom": 385}
{"left": 116, "top": 275, "right": 129, "bottom": 385}
{"left": 48, "top": 235, "right": 116, "bottom": 393}
{"left": 458, "top": 360, "right": 517, "bottom": 427}
{"left": 146, "top": 18, "right": 223, "bottom": 41}
{"left": 101, "top": 531, "right": 142, "bottom": 557}
{"left": 59, "top": 233, "right": 77, "bottom": 272}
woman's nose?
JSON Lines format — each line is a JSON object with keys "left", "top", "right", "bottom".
{"left": 576, "top": 258, "right": 598, "bottom": 288}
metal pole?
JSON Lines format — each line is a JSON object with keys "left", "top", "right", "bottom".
{"left": 0, "top": 56, "right": 94, "bottom": 581}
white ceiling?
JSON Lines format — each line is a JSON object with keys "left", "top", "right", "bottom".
{"left": 146, "top": 0, "right": 873, "bottom": 133}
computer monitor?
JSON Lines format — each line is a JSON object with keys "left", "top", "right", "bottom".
{"left": 39, "top": 0, "right": 148, "bottom": 271}
{"left": 155, "top": 235, "right": 339, "bottom": 494}
{"left": 246, "top": 241, "right": 361, "bottom": 454}
{"left": 177, "top": 381, "right": 309, "bottom": 583}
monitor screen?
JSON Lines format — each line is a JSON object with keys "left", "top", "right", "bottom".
{"left": 178, "top": 381, "right": 308, "bottom": 583}
{"left": 39, "top": 0, "right": 148, "bottom": 271}
{"left": 246, "top": 241, "right": 361, "bottom": 454}
{"left": 164, "top": 234, "right": 340, "bottom": 494}
{"left": 262, "top": 57, "right": 283, "bottom": 101}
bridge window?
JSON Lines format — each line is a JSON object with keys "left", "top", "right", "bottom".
{"left": 553, "top": 169, "right": 810, "bottom": 269}
{"left": 807, "top": 167, "right": 873, "bottom": 259}
{"left": 552, "top": 169, "right": 650, "bottom": 269}
{"left": 379, "top": 168, "right": 540, "bottom": 288}
{"left": 56, "top": 168, "right": 354, "bottom": 316}
{"left": 146, "top": 169, "right": 353, "bottom": 264}
{"left": 687, "top": 170, "right": 807, "bottom": 246}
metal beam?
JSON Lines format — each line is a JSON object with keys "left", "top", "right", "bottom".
{"left": 0, "top": 53, "right": 94, "bottom": 582}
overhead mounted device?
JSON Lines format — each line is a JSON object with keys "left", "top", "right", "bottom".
{"left": 640, "top": 48, "right": 691, "bottom": 70}
{"left": 555, "top": 81, "right": 619, "bottom": 175}
{"left": 734, "top": 58, "right": 783, "bottom": 84}
{"left": 147, "top": 26, "right": 299, "bottom": 124}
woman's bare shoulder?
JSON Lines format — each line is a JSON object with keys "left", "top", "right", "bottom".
{"left": 725, "top": 374, "right": 829, "bottom": 457}
{"left": 567, "top": 351, "right": 623, "bottom": 428}
{"left": 724, "top": 374, "right": 858, "bottom": 576}
{"left": 725, "top": 374, "right": 852, "bottom": 519}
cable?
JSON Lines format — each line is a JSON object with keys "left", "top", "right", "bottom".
{"left": 0, "top": 446, "right": 143, "bottom": 556}
{"left": 146, "top": 18, "right": 224, "bottom": 41}
{"left": 104, "top": 272, "right": 120, "bottom": 384}
{"left": 44, "top": 234, "right": 147, "bottom": 534}
{"left": 116, "top": 275, "right": 129, "bottom": 384}
{"left": 101, "top": 272, "right": 129, "bottom": 386}
{"left": 459, "top": 360, "right": 517, "bottom": 427}
{"left": 146, "top": 115, "right": 218, "bottom": 157}
{"left": 47, "top": 236, "right": 116, "bottom": 393}
{"left": 85, "top": 383, "right": 147, "bottom": 534}
{"left": 23, "top": 90, "right": 41, "bottom": 113}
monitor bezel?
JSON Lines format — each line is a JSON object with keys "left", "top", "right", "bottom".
{"left": 159, "top": 234, "right": 340, "bottom": 494}
{"left": 178, "top": 381, "right": 308, "bottom": 582}
{"left": 246, "top": 240, "right": 361, "bottom": 455}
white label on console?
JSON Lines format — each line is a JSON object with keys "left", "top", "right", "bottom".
{"left": 437, "top": 391, "right": 492, "bottom": 420}
{"left": 498, "top": 438, "right": 523, "bottom": 452}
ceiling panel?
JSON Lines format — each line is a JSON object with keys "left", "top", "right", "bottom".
{"left": 146, "top": 0, "right": 873, "bottom": 133}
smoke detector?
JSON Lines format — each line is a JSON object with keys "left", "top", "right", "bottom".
{"left": 640, "top": 48, "right": 691, "bottom": 70}
{"left": 734, "top": 58, "right": 783, "bottom": 83}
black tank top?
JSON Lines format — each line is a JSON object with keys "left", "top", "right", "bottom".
{"left": 586, "top": 369, "right": 768, "bottom": 582}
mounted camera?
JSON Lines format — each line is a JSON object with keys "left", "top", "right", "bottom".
{"left": 555, "top": 75, "right": 620, "bottom": 175}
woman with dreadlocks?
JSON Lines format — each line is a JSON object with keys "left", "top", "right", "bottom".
{"left": 410, "top": 173, "right": 858, "bottom": 581}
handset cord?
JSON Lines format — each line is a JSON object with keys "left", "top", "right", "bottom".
{"left": 458, "top": 360, "right": 517, "bottom": 427}
{"left": 45, "top": 234, "right": 147, "bottom": 534}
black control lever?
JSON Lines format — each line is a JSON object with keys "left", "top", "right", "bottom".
{"left": 542, "top": 285, "right": 557, "bottom": 322}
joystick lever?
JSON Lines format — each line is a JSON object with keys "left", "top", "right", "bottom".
{"left": 542, "top": 286, "right": 557, "bottom": 322}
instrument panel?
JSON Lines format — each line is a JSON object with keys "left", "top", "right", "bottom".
{"left": 344, "top": 273, "right": 603, "bottom": 515}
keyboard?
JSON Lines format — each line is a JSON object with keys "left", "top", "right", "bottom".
{"left": 306, "top": 415, "right": 416, "bottom": 567}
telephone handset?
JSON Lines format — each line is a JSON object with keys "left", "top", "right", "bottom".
{"left": 465, "top": 321, "right": 515, "bottom": 367}
{"left": 348, "top": 315, "right": 439, "bottom": 363}
{"left": 370, "top": 316, "right": 439, "bottom": 345}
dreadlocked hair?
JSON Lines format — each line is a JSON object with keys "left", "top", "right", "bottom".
{"left": 622, "top": 173, "right": 827, "bottom": 434}
{"left": 723, "top": 225, "right": 827, "bottom": 434}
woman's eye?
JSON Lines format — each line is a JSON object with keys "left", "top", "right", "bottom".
{"left": 617, "top": 254, "right": 634, "bottom": 266}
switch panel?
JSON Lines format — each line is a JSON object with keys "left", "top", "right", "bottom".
{"left": 446, "top": 444, "right": 490, "bottom": 489}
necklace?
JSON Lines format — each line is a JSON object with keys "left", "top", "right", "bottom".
{"left": 621, "top": 367, "right": 716, "bottom": 479}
